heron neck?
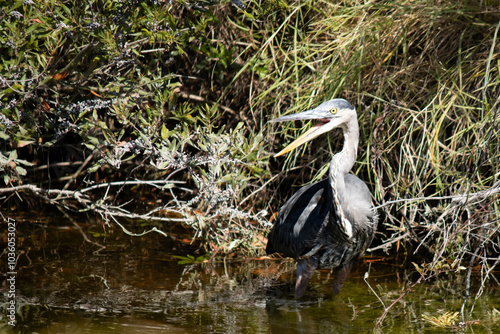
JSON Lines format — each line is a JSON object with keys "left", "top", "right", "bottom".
{"left": 328, "top": 118, "right": 359, "bottom": 199}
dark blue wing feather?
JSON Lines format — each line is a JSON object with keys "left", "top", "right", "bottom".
{"left": 266, "top": 179, "right": 332, "bottom": 258}
{"left": 266, "top": 176, "right": 376, "bottom": 269}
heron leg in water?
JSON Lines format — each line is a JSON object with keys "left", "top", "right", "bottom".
{"left": 295, "top": 257, "right": 318, "bottom": 298}
{"left": 332, "top": 262, "right": 353, "bottom": 294}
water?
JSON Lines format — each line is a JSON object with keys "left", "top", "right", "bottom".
{"left": 1, "top": 214, "right": 499, "bottom": 333}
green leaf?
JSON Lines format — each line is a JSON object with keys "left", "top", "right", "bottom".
{"left": 172, "top": 254, "right": 208, "bottom": 264}
{"left": 0, "top": 131, "right": 10, "bottom": 140}
{"left": 8, "top": 150, "right": 18, "bottom": 161}
{"left": 161, "top": 124, "right": 169, "bottom": 140}
{"left": 16, "top": 158, "right": 34, "bottom": 166}
{"left": 15, "top": 166, "right": 27, "bottom": 176}
{"left": 59, "top": 3, "right": 72, "bottom": 16}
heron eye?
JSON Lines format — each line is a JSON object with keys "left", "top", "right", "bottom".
{"left": 330, "top": 108, "right": 337, "bottom": 115}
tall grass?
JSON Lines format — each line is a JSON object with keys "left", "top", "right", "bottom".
{"left": 231, "top": 0, "right": 500, "bottom": 309}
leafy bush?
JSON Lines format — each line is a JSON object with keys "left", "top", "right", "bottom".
{"left": 0, "top": 0, "right": 269, "bottom": 251}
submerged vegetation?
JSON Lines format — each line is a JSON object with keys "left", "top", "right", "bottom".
{"left": 1, "top": 0, "right": 499, "bottom": 325}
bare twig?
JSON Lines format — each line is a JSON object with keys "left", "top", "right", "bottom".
{"left": 366, "top": 232, "right": 410, "bottom": 252}
{"left": 58, "top": 153, "right": 95, "bottom": 198}
{"left": 373, "top": 180, "right": 500, "bottom": 210}
{"left": 107, "top": 214, "right": 170, "bottom": 238}
{"left": 364, "top": 271, "right": 386, "bottom": 309}
{"left": 56, "top": 205, "right": 106, "bottom": 254}
{"left": 0, "top": 181, "right": 193, "bottom": 225}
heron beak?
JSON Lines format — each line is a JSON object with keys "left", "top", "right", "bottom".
{"left": 274, "top": 120, "right": 332, "bottom": 157}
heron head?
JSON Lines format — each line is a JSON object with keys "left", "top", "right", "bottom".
{"left": 269, "top": 99, "right": 357, "bottom": 157}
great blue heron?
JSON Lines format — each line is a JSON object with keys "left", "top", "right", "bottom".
{"left": 266, "top": 98, "right": 378, "bottom": 298}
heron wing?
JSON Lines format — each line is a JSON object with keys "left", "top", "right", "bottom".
{"left": 266, "top": 174, "right": 376, "bottom": 262}
{"left": 342, "top": 173, "right": 374, "bottom": 226}
{"left": 266, "top": 179, "right": 333, "bottom": 258}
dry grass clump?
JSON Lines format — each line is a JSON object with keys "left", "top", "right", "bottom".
{"left": 422, "top": 311, "right": 460, "bottom": 328}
